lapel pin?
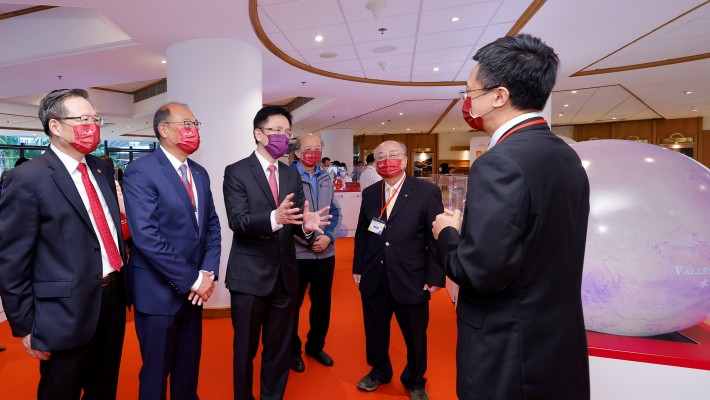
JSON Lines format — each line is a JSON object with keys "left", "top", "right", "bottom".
{"left": 97, "top": 169, "right": 102, "bottom": 174}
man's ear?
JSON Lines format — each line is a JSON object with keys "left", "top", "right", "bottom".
{"left": 48, "top": 119, "right": 63, "bottom": 137}
{"left": 493, "top": 87, "right": 510, "bottom": 107}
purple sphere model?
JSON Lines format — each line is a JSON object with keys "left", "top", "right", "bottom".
{"left": 571, "top": 140, "right": 710, "bottom": 336}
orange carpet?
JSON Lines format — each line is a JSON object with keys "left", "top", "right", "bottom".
{"left": 0, "top": 238, "right": 458, "bottom": 399}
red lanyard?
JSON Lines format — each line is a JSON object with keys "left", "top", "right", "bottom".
{"left": 179, "top": 168, "right": 196, "bottom": 211}
{"left": 496, "top": 118, "right": 548, "bottom": 144}
{"left": 379, "top": 176, "right": 405, "bottom": 218}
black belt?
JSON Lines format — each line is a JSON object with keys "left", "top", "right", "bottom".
{"left": 101, "top": 272, "right": 118, "bottom": 286}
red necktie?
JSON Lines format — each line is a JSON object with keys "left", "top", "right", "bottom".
{"left": 267, "top": 164, "right": 279, "bottom": 206}
{"left": 78, "top": 163, "right": 123, "bottom": 271}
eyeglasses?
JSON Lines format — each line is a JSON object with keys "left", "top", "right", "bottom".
{"left": 260, "top": 127, "right": 292, "bottom": 139}
{"left": 164, "top": 120, "right": 201, "bottom": 129}
{"left": 301, "top": 146, "right": 322, "bottom": 152}
{"left": 459, "top": 88, "right": 487, "bottom": 101}
{"left": 57, "top": 115, "right": 104, "bottom": 126}
{"left": 375, "top": 151, "right": 403, "bottom": 161}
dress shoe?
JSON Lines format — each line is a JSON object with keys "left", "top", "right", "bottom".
{"left": 408, "top": 388, "right": 429, "bottom": 400}
{"left": 357, "top": 374, "right": 387, "bottom": 392}
{"left": 290, "top": 354, "right": 305, "bottom": 373}
{"left": 0, "top": 344, "right": 6, "bottom": 352}
{"left": 306, "top": 350, "right": 334, "bottom": 366}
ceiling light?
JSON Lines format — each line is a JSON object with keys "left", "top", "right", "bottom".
{"left": 433, "top": 67, "right": 440, "bottom": 72}
{"left": 381, "top": 122, "right": 385, "bottom": 125}
{"left": 320, "top": 52, "right": 337, "bottom": 58}
{"left": 571, "top": 90, "right": 578, "bottom": 94}
{"left": 365, "top": 0, "right": 387, "bottom": 19}
{"left": 406, "top": 128, "right": 410, "bottom": 131}
{"left": 563, "top": 104, "right": 569, "bottom": 107}
{"left": 161, "top": 60, "right": 166, "bottom": 64}
{"left": 612, "top": 117, "right": 617, "bottom": 120}
{"left": 399, "top": 112, "right": 403, "bottom": 115}
{"left": 315, "top": 35, "right": 324, "bottom": 42}
{"left": 685, "top": 91, "right": 693, "bottom": 95}
{"left": 558, "top": 113, "right": 563, "bottom": 117}
{"left": 451, "top": 17, "right": 460, "bottom": 22}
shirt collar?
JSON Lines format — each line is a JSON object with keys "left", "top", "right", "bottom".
{"left": 254, "top": 149, "right": 277, "bottom": 172}
{"left": 488, "top": 112, "right": 542, "bottom": 150}
{"left": 50, "top": 143, "right": 85, "bottom": 174}
{"left": 295, "top": 161, "right": 321, "bottom": 178}
{"left": 385, "top": 173, "right": 406, "bottom": 190}
{"left": 160, "top": 145, "right": 187, "bottom": 171}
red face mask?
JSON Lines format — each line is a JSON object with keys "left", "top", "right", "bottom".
{"left": 461, "top": 96, "right": 481, "bottom": 131}
{"left": 376, "top": 158, "right": 403, "bottom": 178}
{"left": 69, "top": 123, "right": 101, "bottom": 154}
{"left": 176, "top": 127, "right": 200, "bottom": 154}
{"left": 301, "top": 150, "right": 322, "bottom": 167}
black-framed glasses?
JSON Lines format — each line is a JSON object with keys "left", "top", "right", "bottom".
{"left": 459, "top": 88, "right": 487, "bottom": 101}
{"left": 57, "top": 115, "right": 104, "bottom": 126}
{"left": 260, "top": 127, "right": 292, "bottom": 139}
{"left": 164, "top": 120, "right": 201, "bottom": 129}
{"left": 375, "top": 151, "right": 403, "bottom": 161}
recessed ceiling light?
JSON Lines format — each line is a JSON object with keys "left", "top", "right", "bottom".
{"left": 563, "top": 104, "right": 569, "bottom": 107}
{"left": 319, "top": 52, "right": 338, "bottom": 59}
{"left": 161, "top": 60, "right": 166, "bottom": 64}
{"left": 558, "top": 113, "right": 563, "bottom": 117}
{"left": 315, "top": 35, "right": 324, "bottom": 42}
{"left": 612, "top": 117, "right": 617, "bottom": 120}
{"left": 433, "top": 67, "right": 440, "bottom": 72}
{"left": 406, "top": 128, "right": 410, "bottom": 131}
{"left": 685, "top": 91, "right": 693, "bottom": 95}
{"left": 451, "top": 17, "right": 460, "bottom": 22}
{"left": 453, "top": 127, "right": 456, "bottom": 130}
{"left": 381, "top": 122, "right": 385, "bottom": 125}
{"left": 399, "top": 112, "right": 403, "bottom": 115}
{"left": 571, "top": 90, "right": 578, "bottom": 94}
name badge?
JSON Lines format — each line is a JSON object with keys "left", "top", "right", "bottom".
{"left": 368, "top": 217, "right": 386, "bottom": 235}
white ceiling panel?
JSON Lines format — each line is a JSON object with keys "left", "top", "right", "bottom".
{"left": 256, "top": 8, "right": 280, "bottom": 34}
{"left": 279, "top": 23, "right": 352, "bottom": 50}
{"left": 603, "top": 96, "right": 647, "bottom": 120}
{"left": 284, "top": 50, "right": 308, "bottom": 64}
{"left": 355, "top": 36, "right": 416, "bottom": 58}
{"left": 298, "top": 44, "right": 359, "bottom": 64}
{"left": 260, "top": 0, "right": 344, "bottom": 32}
{"left": 338, "top": 0, "right": 418, "bottom": 23}
{"left": 309, "top": 59, "right": 364, "bottom": 74}
{"left": 419, "top": 2, "right": 500, "bottom": 35}
{"left": 476, "top": 22, "right": 514, "bottom": 47}
{"left": 422, "top": 0, "right": 499, "bottom": 12}
{"left": 416, "top": 26, "right": 484, "bottom": 52}
{"left": 360, "top": 53, "right": 413, "bottom": 72}
{"left": 363, "top": 66, "right": 411, "bottom": 81}
{"left": 412, "top": 71, "right": 460, "bottom": 83}
{"left": 0, "top": 4, "right": 30, "bottom": 14}
{"left": 347, "top": 13, "right": 419, "bottom": 43}
{"left": 413, "top": 46, "right": 472, "bottom": 66}
{"left": 266, "top": 32, "right": 296, "bottom": 52}
{"left": 490, "top": 0, "right": 531, "bottom": 25}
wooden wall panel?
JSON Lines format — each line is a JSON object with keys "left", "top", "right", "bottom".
{"left": 654, "top": 117, "right": 701, "bottom": 143}
{"left": 699, "top": 130, "right": 710, "bottom": 169}
{"left": 360, "top": 135, "right": 384, "bottom": 159}
{"left": 611, "top": 120, "right": 655, "bottom": 142}
{"left": 574, "top": 123, "right": 612, "bottom": 141}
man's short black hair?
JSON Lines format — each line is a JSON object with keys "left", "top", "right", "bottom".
{"left": 365, "top": 153, "right": 375, "bottom": 164}
{"left": 38, "top": 89, "right": 89, "bottom": 136}
{"left": 153, "top": 102, "right": 189, "bottom": 140}
{"left": 473, "top": 33, "right": 559, "bottom": 111}
{"left": 322, "top": 157, "right": 330, "bottom": 163}
{"left": 253, "top": 106, "right": 292, "bottom": 144}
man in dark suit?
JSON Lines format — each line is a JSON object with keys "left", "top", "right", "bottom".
{"left": 122, "top": 102, "right": 221, "bottom": 400}
{"left": 0, "top": 89, "right": 127, "bottom": 400}
{"left": 223, "top": 105, "right": 331, "bottom": 400}
{"left": 353, "top": 140, "right": 444, "bottom": 400}
{"left": 433, "top": 33, "right": 591, "bottom": 400}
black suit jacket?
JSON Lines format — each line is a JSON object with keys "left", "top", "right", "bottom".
{"left": 0, "top": 149, "right": 126, "bottom": 351}
{"left": 223, "top": 152, "right": 307, "bottom": 296}
{"left": 437, "top": 118, "right": 590, "bottom": 400}
{"left": 353, "top": 174, "right": 444, "bottom": 304}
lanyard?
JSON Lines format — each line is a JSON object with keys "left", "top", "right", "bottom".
{"left": 379, "top": 176, "right": 406, "bottom": 218}
{"left": 496, "top": 118, "right": 548, "bottom": 145}
{"left": 179, "top": 168, "right": 196, "bottom": 211}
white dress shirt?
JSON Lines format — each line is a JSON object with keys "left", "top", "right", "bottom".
{"left": 359, "top": 165, "right": 382, "bottom": 191}
{"left": 488, "top": 112, "right": 542, "bottom": 150}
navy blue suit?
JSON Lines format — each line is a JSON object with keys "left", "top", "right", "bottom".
{"left": 123, "top": 146, "right": 221, "bottom": 400}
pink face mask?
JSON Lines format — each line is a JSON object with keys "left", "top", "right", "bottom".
{"left": 376, "top": 158, "right": 403, "bottom": 178}
{"left": 176, "top": 127, "right": 200, "bottom": 154}
{"left": 69, "top": 123, "right": 101, "bottom": 154}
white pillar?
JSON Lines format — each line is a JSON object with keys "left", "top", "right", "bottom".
{"left": 542, "top": 96, "right": 552, "bottom": 123}
{"left": 320, "top": 129, "right": 354, "bottom": 169}
{"left": 166, "top": 39, "right": 262, "bottom": 308}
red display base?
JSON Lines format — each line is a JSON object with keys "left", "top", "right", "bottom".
{"left": 587, "top": 323, "right": 710, "bottom": 370}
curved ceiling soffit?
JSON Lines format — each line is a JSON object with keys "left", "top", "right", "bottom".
{"left": 248, "top": 0, "right": 546, "bottom": 87}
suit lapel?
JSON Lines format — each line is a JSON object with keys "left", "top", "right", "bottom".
{"left": 277, "top": 161, "right": 288, "bottom": 205}
{"left": 156, "top": 147, "right": 199, "bottom": 230}
{"left": 45, "top": 149, "right": 94, "bottom": 232}
{"left": 248, "top": 152, "right": 278, "bottom": 209}
{"left": 387, "top": 175, "right": 413, "bottom": 222}
{"left": 189, "top": 160, "right": 206, "bottom": 235}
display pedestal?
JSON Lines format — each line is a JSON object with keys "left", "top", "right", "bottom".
{"left": 334, "top": 189, "right": 361, "bottom": 238}
{"left": 588, "top": 324, "right": 710, "bottom": 399}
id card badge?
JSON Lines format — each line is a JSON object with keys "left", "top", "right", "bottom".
{"left": 368, "top": 217, "right": 386, "bottom": 235}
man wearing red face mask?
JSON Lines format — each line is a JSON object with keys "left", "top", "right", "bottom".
{"left": 122, "top": 102, "right": 222, "bottom": 399}
{"left": 353, "top": 140, "right": 444, "bottom": 400}
{"left": 289, "top": 133, "right": 342, "bottom": 373}
{"left": 433, "top": 34, "right": 590, "bottom": 400}
{"left": 0, "top": 89, "right": 127, "bottom": 399}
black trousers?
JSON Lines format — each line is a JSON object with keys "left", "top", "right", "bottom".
{"left": 361, "top": 273, "right": 429, "bottom": 390}
{"left": 291, "top": 256, "right": 335, "bottom": 356}
{"left": 231, "top": 275, "right": 297, "bottom": 400}
{"left": 38, "top": 279, "right": 126, "bottom": 400}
